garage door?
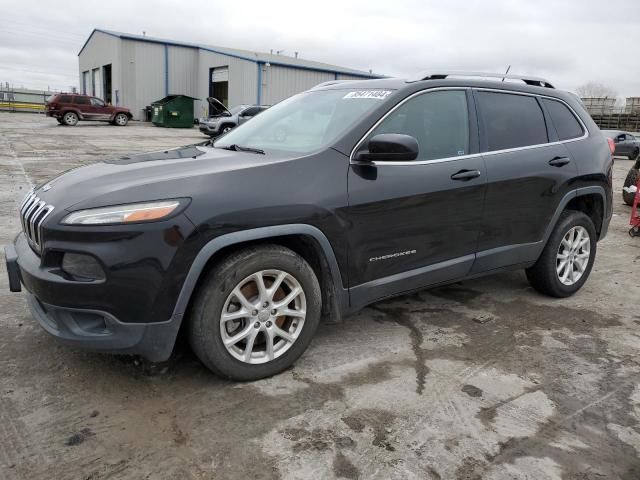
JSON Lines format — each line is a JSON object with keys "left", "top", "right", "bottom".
{"left": 211, "top": 67, "right": 229, "bottom": 83}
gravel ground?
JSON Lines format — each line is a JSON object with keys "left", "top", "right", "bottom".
{"left": 1, "top": 112, "right": 639, "bottom": 480}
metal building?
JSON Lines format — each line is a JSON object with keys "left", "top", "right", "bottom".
{"left": 78, "top": 29, "right": 381, "bottom": 120}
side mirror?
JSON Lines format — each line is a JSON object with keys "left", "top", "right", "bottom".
{"left": 355, "top": 133, "right": 419, "bottom": 162}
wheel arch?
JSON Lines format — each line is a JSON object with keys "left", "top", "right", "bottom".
{"left": 172, "top": 225, "right": 348, "bottom": 326}
{"left": 544, "top": 187, "right": 607, "bottom": 243}
{"left": 62, "top": 109, "right": 82, "bottom": 120}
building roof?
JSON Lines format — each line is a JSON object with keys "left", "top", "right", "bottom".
{"left": 79, "top": 29, "right": 383, "bottom": 79}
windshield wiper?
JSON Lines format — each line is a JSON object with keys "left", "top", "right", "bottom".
{"left": 218, "top": 144, "right": 265, "bottom": 154}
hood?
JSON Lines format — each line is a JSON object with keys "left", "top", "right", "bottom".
{"left": 206, "top": 97, "right": 230, "bottom": 116}
{"left": 33, "top": 145, "right": 296, "bottom": 212}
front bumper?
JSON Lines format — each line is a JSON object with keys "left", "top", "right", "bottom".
{"left": 5, "top": 233, "right": 183, "bottom": 362}
{"left": 199, "top": 123, "right": 221, "bottom": 136}
{"left": 25, "top": 293, "right": 181, "bottom": 361}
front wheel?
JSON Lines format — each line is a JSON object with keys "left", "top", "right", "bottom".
{"left": 526, "top": 210, "right": 597, "bottom": 298}
{"left": 113, "top": 113, "right": 129, "bottom": 126}
{"left": 189, "top": 245, "right": 322, "bottom": 381}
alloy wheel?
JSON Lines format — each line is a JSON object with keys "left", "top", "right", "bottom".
{"left": 64, "top": 112, "right": 78, "bottom": 126}
{"left": 556, "top": 226, "right": 590, "bottom": 286}
{"left": 115, "top": 114, "right": 128, "bottom": 126}
{"left": 220, "top": 269, "right": 306, "bottom": 364}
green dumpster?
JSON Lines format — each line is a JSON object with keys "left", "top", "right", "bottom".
{"left": 151, "top": 95, "right": 198, "bottom": 128}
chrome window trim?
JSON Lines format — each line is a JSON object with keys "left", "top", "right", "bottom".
{"left": 349, "top": 87, "right": 589, "bottom": 167}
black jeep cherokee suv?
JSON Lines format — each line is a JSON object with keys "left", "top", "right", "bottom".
{"left": 5, "top": 72, "right": 613, "bottom": 380}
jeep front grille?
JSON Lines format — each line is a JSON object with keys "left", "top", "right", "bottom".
{"left": 20, "top": 192, "right": 54, "bottom": 252}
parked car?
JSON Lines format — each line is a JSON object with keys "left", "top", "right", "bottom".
{"left": 5, "top": 72, "right": 613, "bottom": 381}
{"left": 198, "top": 98, "right": 269, "bottom": 137}
{"left": 601, "top": 130, "right": 640, "bottom": 159}
{"left": 46, "top": 93, "right": 132, "bottom": 126}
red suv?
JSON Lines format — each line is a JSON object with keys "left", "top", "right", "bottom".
{"left": 46, "top": 94, "right": 132, "bottom": 126}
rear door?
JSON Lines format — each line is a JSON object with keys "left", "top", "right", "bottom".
{"left": 346, "top": 88, "right": 487, "bottom": 308}
{"left": 471, "top": 90, "right": 580, "bottom": 273}
{"left": 72, "top": 96, "right": 92, "bottom": 118}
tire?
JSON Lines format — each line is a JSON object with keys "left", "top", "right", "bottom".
{"left": 62, "top": 111, "right": 78, "bottom": 126}
{"left": 188, "top": 245, "right": 322, "bottom": 381}
{"left": 113, "top": 113, "right": 129, "bottom": 126}
{"left": 526, "top": 210, "right": 597, "bottom": 298}
{"left": 623, "top": 168, "right": 639, "bottom": 206}
{"left": 220, "top": 125, "right": 233, "bottom": 134}
{"left": 630, "top": 148, "right": 640, "bottom": 161}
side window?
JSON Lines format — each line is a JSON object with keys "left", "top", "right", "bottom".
{"left": 59, "top": 95, "right": 72, "bottom": 103}
{"left": 242, "top": 107, "right": 259, "bottom": 117}
{"left": 476, "top": 91, "right": 548, "bottom": 151}
{"left": 367, "top": 90, "right": 469, "bottom": 161}
{"left": 90, "top": 98, "right": 105, "bottom": 107}
{"left": 73, "top": 96, "right": 90, "bottom": 105}
{"left": 541, "top": 98, "right": 584, "bottom": 141}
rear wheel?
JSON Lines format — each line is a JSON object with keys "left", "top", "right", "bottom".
{"left": 62, "top": 111, "right": 78, "bottom": 126}
{"left": 113, "top": 113, "right": 129, "bottom": 126}
{"left": 623, "top": 167, "right": 639, "bottom": 206}
{"left": 526, "top": 210, "right": 596, "bottom": 298}
{"left": 189, "top": 245, "right": 321, "bottom": 381}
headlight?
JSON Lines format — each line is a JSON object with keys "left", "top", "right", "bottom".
{"left": 61, "top": 200, "right": 182, "bottom": 225}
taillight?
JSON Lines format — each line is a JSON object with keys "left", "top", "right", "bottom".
{"left": 607, "top": 137, "right": 615, "bottom": 155}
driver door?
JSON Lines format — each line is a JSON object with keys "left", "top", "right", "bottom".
{"left": 345, "top": 89, "right": 486, "bottom": 308}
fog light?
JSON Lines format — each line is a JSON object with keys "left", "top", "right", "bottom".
{"left": 62, "top": 253, "right": 105, "bottom": 281}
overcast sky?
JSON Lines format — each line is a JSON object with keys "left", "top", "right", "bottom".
{"left": 1, "top": 0, "right": 638, "bottom": 96}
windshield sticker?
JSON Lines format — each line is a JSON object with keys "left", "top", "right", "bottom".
{"left": 343, "top": 90, "right": 392, "bottom": 100}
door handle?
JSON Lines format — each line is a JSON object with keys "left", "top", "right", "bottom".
{"left": 548, "top": 156, "right": 571, "bottom": 167}
{"left": 450, "top": 169, "right": 481, "bottom": 181}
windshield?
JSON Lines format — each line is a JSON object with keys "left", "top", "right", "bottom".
{"left": 214, "top": 89, "right": 393, "bottom": 154}
{"left": 228, "top": 106, "right": 245, "bottom": 115}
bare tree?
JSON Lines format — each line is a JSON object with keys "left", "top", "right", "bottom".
{"left": 575, "top": 82, "right": 617, "bottom": 98}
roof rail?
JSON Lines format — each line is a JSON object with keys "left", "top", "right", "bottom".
{"left": 410, "top": 71, "right": 555, "bottom": 88}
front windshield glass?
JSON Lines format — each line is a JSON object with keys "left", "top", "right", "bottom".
{"left": 228, "top": 106, "right": 245, "bottom": 115}
{"left": 214, "top": 89, "right": 393, "bottom": 154}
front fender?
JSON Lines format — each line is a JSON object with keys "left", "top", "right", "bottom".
{"left": 171, "top": 224, "right": 348, "bottom": 320}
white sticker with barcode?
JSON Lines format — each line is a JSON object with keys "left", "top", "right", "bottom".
{"left": 343, "top": 90, "right": 392, "bottom": 100}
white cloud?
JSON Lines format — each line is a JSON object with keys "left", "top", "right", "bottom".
{"left": 0, "top": 0, "right": 638, "bottom": 95}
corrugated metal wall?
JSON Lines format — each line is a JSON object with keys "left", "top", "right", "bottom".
{"left": 120, "top": 39, "right": 165, "bottom": 119}
{"left": 78, "top": 31, "right": 120, "bottom": 101}
{"left": 196, "top": 50, "right": 257, "bottom": 118}
{"left": 260, "top": 66, "right": 333, "bottom": 105}
{"left": 168, "top": 46, "right": 198, "bottom": 98}
{"left": 79, "top": 34, "right": 377, "bottom": 121}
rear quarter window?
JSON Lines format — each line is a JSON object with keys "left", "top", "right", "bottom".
{"left": 58, "top": 95, "right": 72, "bottom": 103}
{"left": 541, "top": 98, "right": 584, "bottom": 141}
{"left": 476, "top": 91, "right": 548, "bottom": 151}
